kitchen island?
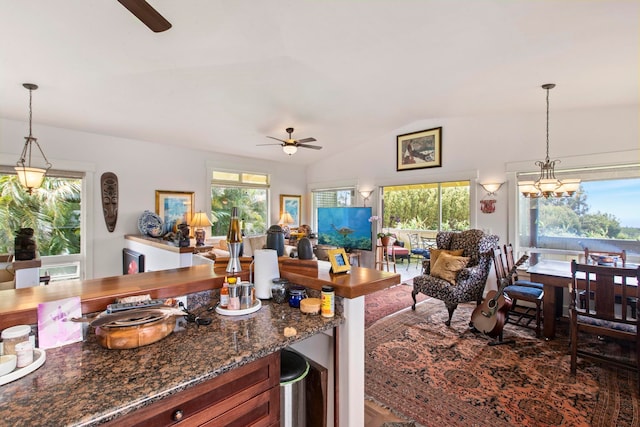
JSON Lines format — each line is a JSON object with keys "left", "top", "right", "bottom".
{"left": 0, "top": 261, "right": 400, "bottom": 426}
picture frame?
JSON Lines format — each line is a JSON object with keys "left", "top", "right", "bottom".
{"left": 122, "top": 248, "right": 145, "bottom": 275}
{"left": 327, "top": 248, "right": 351, "bottom": 274}
{"left": 155, "top": 190, "right": 195, "bottom": 235}
{"left": 396, "top": 127, "right": 442, "bottom": 171}
{"left": 280, "top": 194, "right": 301, "bottom": 228}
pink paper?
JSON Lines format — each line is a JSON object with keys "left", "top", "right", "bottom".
{"left": 37, "top": 297, "right": 83, "bottom": 349}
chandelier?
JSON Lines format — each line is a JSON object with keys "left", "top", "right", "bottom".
{"left": 519, "top": 84, "right": 580, "bottom": 198}
{"left": 15, "top": 83, "right": 52, "bottom": 194}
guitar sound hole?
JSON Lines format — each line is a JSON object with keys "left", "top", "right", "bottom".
{"left": 487, "top": 300, "right": 496, "bottom": 310}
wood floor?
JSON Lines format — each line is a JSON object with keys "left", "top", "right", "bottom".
{"left": 365, "top": 398, "right": 410, "bottom": 426}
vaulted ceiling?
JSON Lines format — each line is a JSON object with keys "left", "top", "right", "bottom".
{"left": 1, "top": 1, "right": 637, "bottom": 164}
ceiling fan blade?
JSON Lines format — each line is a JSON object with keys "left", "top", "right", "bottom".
{"left": 295, "top": 137, "right": 317, "bottom": 143}
{"left": 256, "top": 143, "right": 284, "bottom": 146}
{"left": 117, "top": 0, "right": 172, "bottom": 33}
{"left": 297, "top": 144, "right": 323, "bottom": 150}
{"left": 266, "top": 136, "right": 287, "bottom": 143}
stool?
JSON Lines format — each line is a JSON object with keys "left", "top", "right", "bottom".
{"left": 280, "top": 349, "right": 309, "bottom": 427}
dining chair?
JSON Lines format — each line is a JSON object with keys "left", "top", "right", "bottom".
{"left": 569, "top": 261, "right": 640, "bottom": 391}
{"left": 580, "top": 248, "right": 634, "bottom": 316}
{"left": 408, "top": 233, "right": 427, "bottom": 269}
{"left": 493, "top": 247, "right": 544, "bottom": 337}
{"left": 504, "top": 244, "right": 544, "bottom": 291}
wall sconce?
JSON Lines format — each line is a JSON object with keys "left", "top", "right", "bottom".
{"left": 359, "top": 189, "right": 373, "bottom": 207}
{"left": 478, "top": 182, "right": 503, "bottom": 214}
{"left": 478, "top": 182, "right": 504, "bottom": 196}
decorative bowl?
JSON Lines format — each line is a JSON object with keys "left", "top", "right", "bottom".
{"left": 0, "top": 354, "right": 17, "bottom": 376}
{"left": 137, "top": 210, "right": 164, "bottom": 237}
{"left": 590, "top": 255, "right": 617, "bottom": 266}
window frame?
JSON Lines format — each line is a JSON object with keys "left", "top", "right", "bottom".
{"left": 506, "top": 149, "right": 640, "bottom": 265}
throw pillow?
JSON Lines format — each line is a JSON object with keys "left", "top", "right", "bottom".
{"left": 429, "top": 248, "right": 465, "bottom": 266}
{"left": 218, "top": 239, "right": 228, "bottom": 251}
{"left": 430, "top": 252, "right": 470, "bottom": 285}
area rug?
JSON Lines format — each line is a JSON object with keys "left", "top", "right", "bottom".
{"left": 365, "top": 281, "right": 428, "bottom": 328}
{"left": 365, "top": 299, "right": 640, "bottom": 427}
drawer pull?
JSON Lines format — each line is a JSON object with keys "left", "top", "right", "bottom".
{"left": 172, "top": 409, "right": 184, "bottom": 421}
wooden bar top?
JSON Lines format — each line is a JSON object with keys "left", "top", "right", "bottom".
{"left": 0, "top": 260, "right": 400, "bottom": 330}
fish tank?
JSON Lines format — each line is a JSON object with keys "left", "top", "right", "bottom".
{"left": 317, "top": 207, "right": 373, "bottom": 252}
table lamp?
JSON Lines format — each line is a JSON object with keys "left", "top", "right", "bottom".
{"left": 278, "top": 212, "right": 295, "bottom": 238}
{"left": 191, "top": 211, "right": 213, "bottom": 246}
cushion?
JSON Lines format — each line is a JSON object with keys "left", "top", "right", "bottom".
{"left": 243, "top": 235, "right": 267, "bottom": 258}
{"left": 430, "top": 252, "right": 470, "bottom": 285}
{"left": 429, "top": 249, "right": 464, "bottom": 266}
{"left": 218, "top": 239, "right": 228, "bottom": 251}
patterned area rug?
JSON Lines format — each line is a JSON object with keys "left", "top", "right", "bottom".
{"left": 365, "top": 299, "right": 640, "bottom": 427}
{"left": 365, "top": 281, "right": 428, "bottom": 328}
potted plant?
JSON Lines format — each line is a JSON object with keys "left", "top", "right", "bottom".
{"left": 377, "top": 232, "right": 395, "bottom": 247}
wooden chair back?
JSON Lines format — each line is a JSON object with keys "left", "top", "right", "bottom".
{"left": 571, "top": 260, "right": 638, "bottom": 324}
{"left": 504, "top": 244, "right": 524, "bottom": 281}
{"left": 569, "top": 260, "right": 640, "bottom": 389}
{"left": 491, "top": 247, "right": 509, "bottom": 287}
{"left": 583, "top": 248, "right": 626, "bottom": 267}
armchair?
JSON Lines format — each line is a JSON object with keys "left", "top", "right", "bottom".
{"left": 411, "top": 229, "right": 499, "bottom": 326}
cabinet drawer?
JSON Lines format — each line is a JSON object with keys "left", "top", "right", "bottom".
{"left": 108, "top": 352, "right": 279, "bottom": 427}
{"left": 201, "top": 387, "right": 279, "bottom": 427}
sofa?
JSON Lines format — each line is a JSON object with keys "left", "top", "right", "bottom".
{"left": 199, "top": 235, "right": 296, "bottom": 260}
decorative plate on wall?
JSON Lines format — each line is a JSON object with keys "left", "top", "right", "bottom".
{"left": 138, "top": 210, "right": 164, "bottom": 237}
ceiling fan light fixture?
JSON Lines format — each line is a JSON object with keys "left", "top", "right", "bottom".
{"left": 15, "top": 83, "right": 52, "bottom": 194}
{"left": 283, "top": 145, "right": 297, "bottom": 156}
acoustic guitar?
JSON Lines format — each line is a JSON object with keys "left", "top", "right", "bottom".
{"left": 471, "top": 254, "right": 529, "bottom": 338}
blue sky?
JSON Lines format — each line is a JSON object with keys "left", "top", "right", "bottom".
{"left": 581, "top": 179, "right": 640, "bottom": 228}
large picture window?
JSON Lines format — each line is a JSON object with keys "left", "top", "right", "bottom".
{"left": 210, "top": 170, "right": 269, "bottom": 237}
{"left": 382, "top": 181, "right": 470, "bottom": 232}
{"left": 0, "top": 169, "right": 83, "bottom": 282}
{"left": 517, "top": 165, "right": 640, "bottom": 264}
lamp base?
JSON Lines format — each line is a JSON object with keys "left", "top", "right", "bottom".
{"left": 195, "top": 229, "right": 206, "bottom": 246}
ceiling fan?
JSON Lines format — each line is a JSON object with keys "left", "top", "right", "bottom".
{"left": 117, "top": 0, "right": 172, "bottom": 33}
{"left": 258, "top": 127, "right": 322, "bottom": 156}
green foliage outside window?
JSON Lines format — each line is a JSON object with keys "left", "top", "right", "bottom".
{"left": 382, "top": 182, "right": 470, "bottom": 232}
{"left": 0, "top": 174, "right": 81, "bottom": 255}
{"left": 210, "top": 186, "right": 267, "bottom": 237}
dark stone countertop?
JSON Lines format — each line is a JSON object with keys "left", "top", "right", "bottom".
{"left": 0, "top": 299, "right": 342, "bottom": 426}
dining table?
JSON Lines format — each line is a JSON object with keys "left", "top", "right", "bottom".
{"left": 528, "top": 259, "right": 639, "bottom": 339}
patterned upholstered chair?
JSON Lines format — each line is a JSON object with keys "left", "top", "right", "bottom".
{"left": 411, "top": 229, "right": 499, "bottom": 326}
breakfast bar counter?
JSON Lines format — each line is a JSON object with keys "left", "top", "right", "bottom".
{"left": 0, "top": 299, "right": 342, "bottom": 426}
{"left": 0, "top": 261, "right": 400, "bottom": 426}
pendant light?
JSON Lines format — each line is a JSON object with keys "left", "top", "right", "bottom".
{"left": 519, "top": 84, "right": 580, "bottom": 198}
{"left": 15, "top": 83, "right": 51, "bottom": 194}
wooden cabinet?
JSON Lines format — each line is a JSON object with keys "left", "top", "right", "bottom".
{"left": 106, "top": 352, "right": 280, "bottom": 427}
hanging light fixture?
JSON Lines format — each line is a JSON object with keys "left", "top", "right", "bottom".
{"left": 15, "top": 83, "right": 51, "bottom": 194}
{"left": 519, "top": 84, "right": 580, "bottom": 198}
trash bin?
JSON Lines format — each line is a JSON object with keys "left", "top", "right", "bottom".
{"left": 280, "top": 348, "right": 309, "bottom": 427}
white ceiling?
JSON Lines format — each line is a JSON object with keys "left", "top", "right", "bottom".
{"left": 1, "top": 1, "right": 637, "bottom": 164}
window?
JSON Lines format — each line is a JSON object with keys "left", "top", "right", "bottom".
{"left": 311, "top": 188, "right": 356, "bottom": 230}
{"left": 0, "top": 169, "right": 84, "bottom": 282}
{"left": 382, "top": 181, "right": 470, "bottom": 231}
{"left": 210, "top": 170, "right": 269, "bottom": 237}
{"left": 517, "top": 164, "right": 640, "bottom": 264}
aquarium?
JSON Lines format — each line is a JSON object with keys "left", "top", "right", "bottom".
{"left": 317, "top": 207, "right": 373, "bottom": 252}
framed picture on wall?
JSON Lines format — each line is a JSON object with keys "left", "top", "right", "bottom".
{"left": 280, "top": 194, "right": 301, "bottom": 228}
{"left": 155, "top": 190, "right": 194, "bottom": 234}
{"left": 122, "top": 248, "right": 145, "bottom": 275}
{"left": 397, "top": 127, "right": 442, "bottom": 171}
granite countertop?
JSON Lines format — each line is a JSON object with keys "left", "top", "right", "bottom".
{"left": 0, "top": 299, "right": 342, "bottom": 426}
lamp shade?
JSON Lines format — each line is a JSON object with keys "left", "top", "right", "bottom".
{"left": 279, "top": 212, "right": 294, "bottom": 225}
{"left": 191, "top": 212, "right": 213, "bottom": 228}
{"left": 14, "top": 166, "right": 46, "bottom": 191}
{"left": 282, "top": 145, "right": 297, "bottom": 155}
